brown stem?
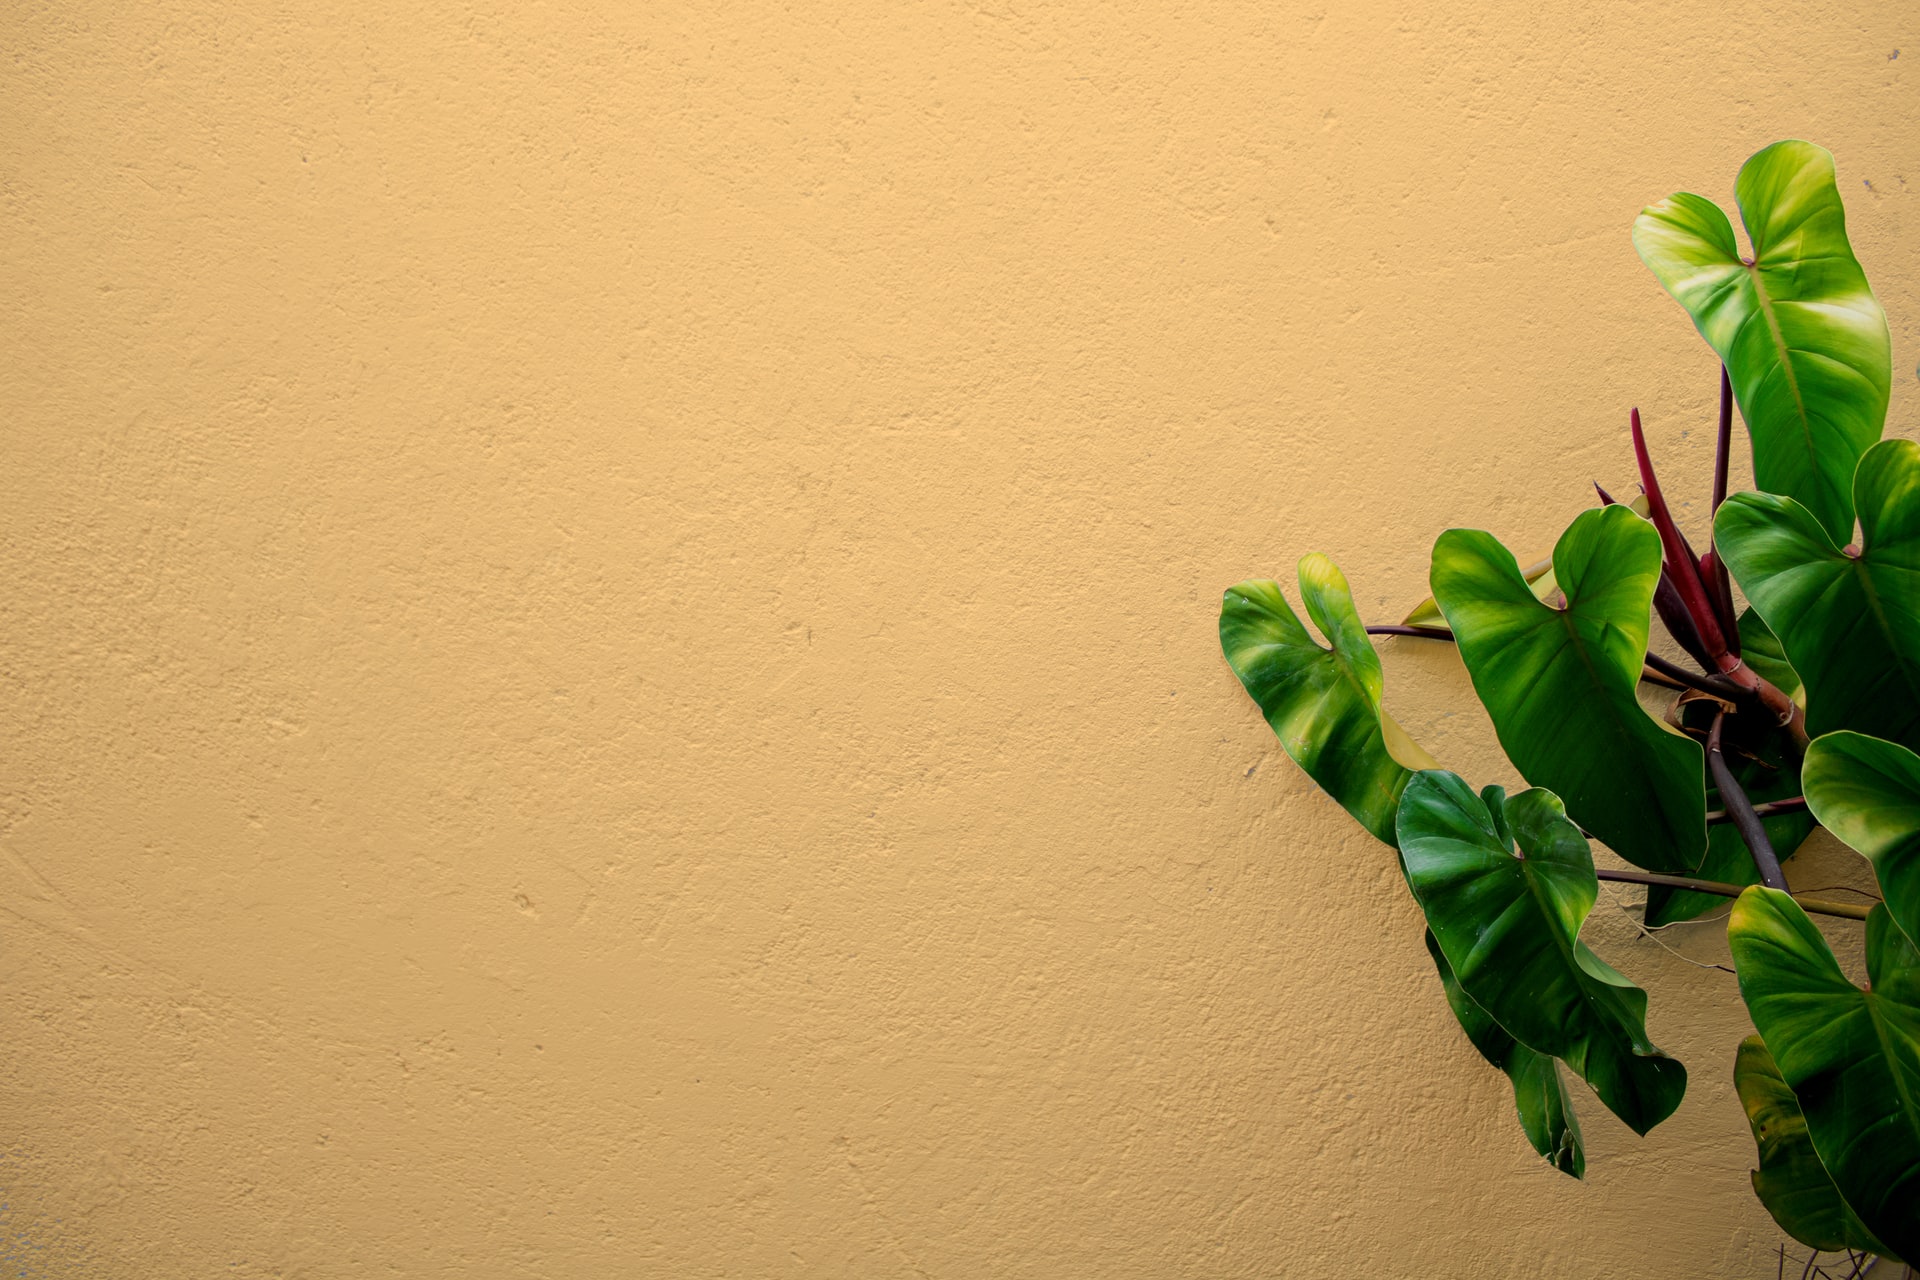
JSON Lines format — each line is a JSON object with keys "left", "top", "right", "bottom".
{"left": 1364, "top": 625, "right": 1455, "bottom": 640}
{"left": 1710, "top": 709, "right": 1789, "bottom": 891}
{"left": 1594, "top": 868, "right": 1870, "bottom": 921}
{"left": 1368, "top": 626, "right": 1719, "bottom": 696}
{"left": 1642, "top": 651, "right": 1744, "bottom": 700}
{"left": 1707, "top": 796, "right": 1808, "bottom": 825}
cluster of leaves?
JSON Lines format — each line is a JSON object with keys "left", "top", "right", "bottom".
{"left": 1219, "top": 141, "right": 1917, "bottom": 1258}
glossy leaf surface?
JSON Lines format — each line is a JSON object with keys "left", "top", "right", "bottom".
{"left": 1736, "top": 1035, "right": 1890, "bottom": 1255}
{"left": 1431, "top": 505, "right": 1706, "bottom": 874}
{"left": 1634, "top": 140, "right": 1890, "bottom": 541}
{"left": 1402, "top": 498, "right": 1646, "bottom": 626}
{"left": 1424, "top": 930, "right": 1584, "bottom": 1177}
{"left": 1398, "top": 772, "right": 1687, "bottom": 1134}
{"left": 1730, "top": 890, "right": 1920, "bottom": 1261}
{"left": 1738, "top": 607, "right": 1801, "bottom": 705}
{"left": 1716, "top": 439, "right": 1920, "bottom": 753}
{"left": 1221, "top": 557, "right": 1436, "bottom": 845}
{"left": 1803, "top": 730, "right": 1920, "bottom": 947}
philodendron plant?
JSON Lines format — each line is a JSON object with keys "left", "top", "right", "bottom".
{"left": 1220, "top": 140, "right": 1919, "bottom": 1260}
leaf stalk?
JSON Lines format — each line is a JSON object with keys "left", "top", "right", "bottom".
{"left": 1708, "top": 709, "right": 1789, "bottom": 891}
{"left": 1594, "top": 868, "right": 1869, "bottom": 922}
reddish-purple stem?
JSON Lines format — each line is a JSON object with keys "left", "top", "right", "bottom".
{"left": 1653, "top": 573, "right": 1715, "bottom": 669}
{"left": 1702, "top": 366, "right": 1742, "bottom": 650}
{"left": 1600, "top": 474, "right": 1719, "bottom": 668}
{"left": 1632, "top": 408, "right": 1729, "bottom": 657}
{"left": 1700, "top": 549, "right": 1740, "bottom": 656}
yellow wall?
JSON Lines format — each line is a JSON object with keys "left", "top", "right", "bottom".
{"left": 3, "top": 2, "right": 1914, "bottom": 1275}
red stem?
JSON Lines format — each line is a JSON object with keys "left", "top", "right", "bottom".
{"left": 1632, "top": 408, "right": 1729, "bottom": 656}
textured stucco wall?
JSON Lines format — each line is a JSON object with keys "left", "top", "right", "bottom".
{"left": 2, "top": 3, "right": 1915, "bottom": 1276}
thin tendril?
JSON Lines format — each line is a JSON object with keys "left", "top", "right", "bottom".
{"left": 1596, "top": 881, "right": 1736, "bottom": 974}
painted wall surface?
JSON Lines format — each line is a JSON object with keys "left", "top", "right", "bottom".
{"left": 2, "top": 2, "right": 1915, "bottom": 1276}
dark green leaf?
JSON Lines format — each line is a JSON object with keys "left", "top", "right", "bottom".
{"left": 1716, "top": 439, "right": 1920, "bottom": 753}
{"left": 1729, "top": 889, "right": 1920, "bottom": 1261}
{"left": 1803, "top": 730, "right": 1920, "bottom": 947}
{"left": 1735, "top": 1035, "right": 1890, "bottom": 1255}
{"left": 1398, "top": 771, "right": 1687, "bottom": 1134}
{"left": 1424, "top": 930, "right": 1584, "bottom": 1177}
{"left": 1430, "top": 505, "right": 1706, "bottom": 874}
{"left": 1221, "top": 557, "right": 1436, "bottom": 845}
{"left": 1634, "top": 141, "right": 1890, "bottom": 541}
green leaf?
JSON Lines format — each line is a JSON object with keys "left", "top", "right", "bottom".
{"left": 1739, "top": 607, "right": 1802, "bottom": 705}
{"left": 1423, "top": 930, "right": 1584, "bottom": 1178}
{"left": 1398, "top": 771, "right": 1687, "bottom": 1134}
{"left": 1736, "top": 1035, "right": 1891, "bottom": 1255}
{"left": 1634, "top": 140, "right": 1890, "bottom": 542}
{"left": 1430, "top": 504, "right": 1706, "bottom": 874}
{"left": 1401, "top": 498, "right": 1646, "bottom": 626}
{"left": 1803, "top": 730, "right": 1920, "bottom": 947}
{"left": 1404, "top": 552, "right": 1554, "bottom": 627}
{"left": 1729, "top": 889, "right": 1920, "bottom": 1262}
{"left": 1715, "top": 439, "right": 1920, "bottom": 753}
{"left": 1221, "top": 556, "right": 1437, "bottom": 845}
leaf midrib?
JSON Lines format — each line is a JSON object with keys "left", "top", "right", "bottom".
{"left": 1850, "top": 993, "right": 1920, "bottom": 1206}
{"left": 1852, "top": 554, "right": 1920, "bottom": 716}
{"left": 1746, "top": 261, "right": 1819, "bottom": 487}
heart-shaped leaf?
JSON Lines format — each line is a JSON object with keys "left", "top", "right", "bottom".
{"left": 1715, "top": 439, "right": 1920, "bottom": 753}
{"left": 1221, "top": 556, "right": 1436, "bottom": 844}
{"left": 1424, "top": 929, "right": 1584, "bottom": 1177}
{"left": 1430, "top": 504, "right": 1706, "bottom": 874}
{"left": 1634, "top": 140, "right": 1890, "bottom": 542}
{"left": 1401, "top": 497, "right": 1649, "bottom": 626}
{"left": 1398, "top": 771, "right": 1687, "bottom": 1134}
{"left": 1729, "top": 889, "right": 1920, "bottom": 1262}
{"left": 1736, "top": 1035, "right": 1891, "bottom": 1255}
{"left": 1803, "top": 730, "right": 1920, "bottom": 947}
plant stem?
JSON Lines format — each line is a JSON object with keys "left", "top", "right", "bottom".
{"left": 1709, "top": 709, "right": 1789, "bottom": 891}
{"left": 1364, "top": 625, "right": 1455, "bottom": 640}
{"left": 1594, "top": 868, "right": 1871, "bottom": 922}
{"left": 1366, "top": 626, "right": 1728, "bottom": 696}
{"left": 1713, "top": 364, "right": 1733, "bottom": 513}
{"left": 1707, "top": 795, "right": 1807, "bottom": 824}
{"left": 1632, "top": 407, "right": 1730, "bottom": 655}
{"left": 1653, "top": 572, "right": 1717, "bottom": 669}
{"left": 1642, "top": 651, "right": 1744, "bottom": 700}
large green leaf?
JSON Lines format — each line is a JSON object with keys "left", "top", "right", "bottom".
{"left": 1221, "top": 556, "right": 1437, "bottom": 845}
{"left": 1423, "top": 929, "right": 1584, "bottom": 1177}
{"left": 1735, "top": 1035, "right": 1891, "bottom": 1255}
{"left": 1716, "top": 439, "right": 1920, "bottom": 753}
{"left": 1803, "top": 730, "right": 1920, "bottom": 947}
{"left": 1430, "top": 504, "right": 1706, "bottom": 874}
{"left": 1397, "top": 771, "right": 1687, "bottom": 1134}
{"left": 1634, "top": 140, "right": 1890, "bottom": 542}
{"left": 1729, "top": 889, "right": 1920, "bottom": 1261}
